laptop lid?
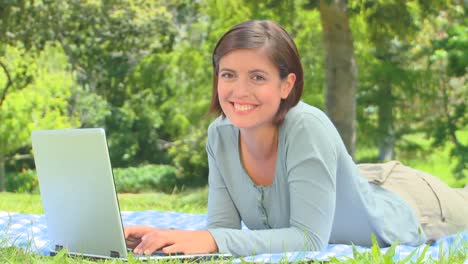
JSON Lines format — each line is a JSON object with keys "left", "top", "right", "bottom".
{"left": 31, "top": 128, "right": 129, "bottom": 259}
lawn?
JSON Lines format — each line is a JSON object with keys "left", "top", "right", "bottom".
{"left": 0, "top": 188, "right": 209, "bottom": 215}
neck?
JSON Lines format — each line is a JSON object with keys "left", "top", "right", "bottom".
{"left": 239, "top": 125, "right": 278, "bottom": 160}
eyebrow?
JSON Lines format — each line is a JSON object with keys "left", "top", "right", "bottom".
{"left": 248, "top": 69, "right": 269, "bottom": 75}
{"left": 218, "top": 68, "right": 269, "bottom": 75}
{"left": 219, "top": 67, "right": 235, "bottom": 72}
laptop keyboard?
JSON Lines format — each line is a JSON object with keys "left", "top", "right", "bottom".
{"left": 149, "top": 250, "right": 183, "bottom": 256}
{"left": 128, "top": 249, "right": 183, "bottom": 257}
{"left": 127, "top": 249, "right": 232, "bottom": 261}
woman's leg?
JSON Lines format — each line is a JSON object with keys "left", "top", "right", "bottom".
{"left": 358, "top": 161, "right": 468, "bottom": 242}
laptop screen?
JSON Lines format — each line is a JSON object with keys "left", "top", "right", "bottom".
{"left": 32, "top": 128, "right": 128, "bottom": 258}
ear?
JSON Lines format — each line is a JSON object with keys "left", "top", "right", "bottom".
{"left": 280, "top": 73, "right": 296, "bottom": 99}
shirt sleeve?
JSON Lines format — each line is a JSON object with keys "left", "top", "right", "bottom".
{"left": 285, "top": 115, "right": 338, "bottom": 250}
{"left": 206, "top": 114, "right": 339, "bottom": 256}
{"left": 206, "top": 134, "right": 242, "bottom": 230}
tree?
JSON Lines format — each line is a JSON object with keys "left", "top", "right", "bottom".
{"left": 40, "top": 1, "right": 188, "bottom": 167}
{"left": 424, "top": 4, "right": 467, "bottom": 179}
{"left": 319, "top": 0, "right": 358, "bottom": 157}
{"left": 0, "top": 45, "right": 80, "bottom": 191}
{"left": 0, "top": 0, "right": 63, "bottom": 190}
{"left": 349, "top": 0, "right": 447, "bottom": 161}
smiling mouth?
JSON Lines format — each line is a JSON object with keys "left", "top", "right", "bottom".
{"left": 232, "top": 102, "right": 256, "bottom": 113}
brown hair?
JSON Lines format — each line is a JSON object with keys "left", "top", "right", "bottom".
{"left": 209, "top": 20, "right": 304, "bottom": 126}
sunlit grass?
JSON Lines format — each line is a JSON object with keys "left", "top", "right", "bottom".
{"left": 0, "top": 192, "right": 43, "bottom": 214}
{"left": 118, "top": 187, "right": 208, "bottom": 214}
{"left": 0, "top": 187, "right": 209, "bottom": 215}
{"left": 400, "top": 130, "right": 467, "bottom": 187}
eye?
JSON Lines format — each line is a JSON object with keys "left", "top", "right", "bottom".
{"left": 220, "top": 72, "right": 235, "bottom": 79}
{"left": 252, "top": 75, "right": 266, "bottom": 82}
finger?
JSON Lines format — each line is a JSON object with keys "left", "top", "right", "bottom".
{"left": 123, "top": 226, "right": 131, "bottom": 239}
{"left": 135, "top": 232, "right": 167, "bottom": 255}
{"left": 125, "top": 226, "right": 157, "bottom": 243}
{"left": 162, "top": 244, "right": 185, "bottom": 255}
{"left": 124, "top": 226, "right": 142, "bottom": 239}
{"left": 125, "top": 237, "right": 141, "bottom": 249}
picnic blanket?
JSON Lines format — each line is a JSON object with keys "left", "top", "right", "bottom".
{"left": 1, "top": 210, "right": 467, "bottom": 262}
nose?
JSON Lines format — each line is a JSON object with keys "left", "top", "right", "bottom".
{"left": 232, "top": 77, "right": 251, "bottom": 98}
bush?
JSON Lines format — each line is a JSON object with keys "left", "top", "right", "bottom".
{"left": 113, "top": 164, "right": 178, "bottom": 193}
{"left": 168, "top": 128, "right": 209, "bottom": 187}
{"left": 5, "top": 168, "right": 39, "bottom": 193}
{"left": 4, "top": 165, "right": 177, "bottom": 194}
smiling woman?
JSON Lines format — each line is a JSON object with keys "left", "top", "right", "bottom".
{"left": 123, "top": 20, "right": 468, "bottom": 257}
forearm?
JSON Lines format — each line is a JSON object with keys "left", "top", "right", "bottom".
{"left": 208, "top": 226, "right": 325, "bottom": 256}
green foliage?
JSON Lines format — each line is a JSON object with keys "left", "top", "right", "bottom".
{"left": 424, "top": 8, "right": 467, "bottom": 180}
{"left": 0, "top": 0, "right": 50, "bottom": 52}
{"left": 4, "top": 168, "right": 38, "bottom": 193}
{"left": 107, "top": 89, "right": 168, "bottom": 167}
{"left": 0, "top": 0, "right": 466, "bottom": 186}
{"left": 38, "top": 0, "right": 177, "bottom": 105}
{"left": 4, "top": 164, "right": 182, "bottom": 194}
{"left": 168, "top": 129, "right": 209, "bottom": 186}
{"left": 350, "top": 0, "right": 467, "bottom": 180}
{"left": 68, "top": 89, "right": 110, "bottom": 128}
{"left": 0, "top": 44, "right": 80, "bottom": 155}
{"left": 344, "top": 235, "right": 429, "bottom": 264}
{"left": 5, "top": 0, "right": 183, "bottom": 170}
{"left": 113, "top": 165, "right": 178, "bottom": 193}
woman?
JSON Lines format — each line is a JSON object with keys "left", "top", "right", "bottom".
{"left": 125, "top": 20, "right": 468, "bottom": 257}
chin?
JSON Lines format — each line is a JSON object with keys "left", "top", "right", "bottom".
{"left": 229, "top": 117, "right": 275, "bottom": 131}
{"left": 227, "top": 118, "right": 255, "bottom": 129}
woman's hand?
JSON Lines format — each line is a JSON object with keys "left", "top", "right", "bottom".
{"left": 124, "top": 226, "right": 218, "bottom": 255}
{"left": 124, "top": 226, "right": 154, "bottom": 249}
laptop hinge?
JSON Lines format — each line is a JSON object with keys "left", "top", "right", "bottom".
{"left": 110, "top": 251, "right": 120, "bottom": 258}
{"left": 50, "top": 244, "right": 64, "bottom": 256}
{"left": 55, "top": 244, "right": 64, "bottom": 251}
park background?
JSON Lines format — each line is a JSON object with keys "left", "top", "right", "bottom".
{"left": 0, "top": 0, "right": 466, "bottom": 195}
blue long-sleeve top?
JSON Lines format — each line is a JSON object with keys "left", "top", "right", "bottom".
{"left": 206, "top": 101, "right": 425, "bottom": 256}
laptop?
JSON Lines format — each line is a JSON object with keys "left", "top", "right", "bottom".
{"left": 31, "top": 128, "right": 231, "bottom": 261}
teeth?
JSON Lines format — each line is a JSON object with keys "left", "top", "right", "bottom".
{"left": 234, "top": 103, "right": 254, "bottom": 111}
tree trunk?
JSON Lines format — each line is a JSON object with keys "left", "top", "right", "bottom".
{"left": 319, "top": 0, "right": 358, "bottom": 158}
{"left": 0, "top": 154, "right": 5, "bottom": 192}
{"left": 377, "top": 84, "right": 395, "bottom": 161}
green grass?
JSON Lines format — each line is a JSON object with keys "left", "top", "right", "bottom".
{"left": 400, "top": 130, "right": 468, "bottom": 187}
{"left": 0, "top": 192, "right": 43, "bottom": 214}
{"left": 0, "top": 187, "right": 209, "bottom": 214}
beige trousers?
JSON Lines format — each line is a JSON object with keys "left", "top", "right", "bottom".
{"left": 358, "top": 161, "right": 468, "bottom": 242}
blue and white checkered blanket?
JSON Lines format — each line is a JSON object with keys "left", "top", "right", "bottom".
{"left": 1, "top": 210, "right": 466, "bottom": 262}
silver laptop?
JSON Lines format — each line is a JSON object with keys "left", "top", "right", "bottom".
{"left": 31, "top": 128, "right": 231, "bottom": 261}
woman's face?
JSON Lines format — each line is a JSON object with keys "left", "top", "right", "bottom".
{"left": 217, "top": 48, "right": 295, "bottom": 131}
